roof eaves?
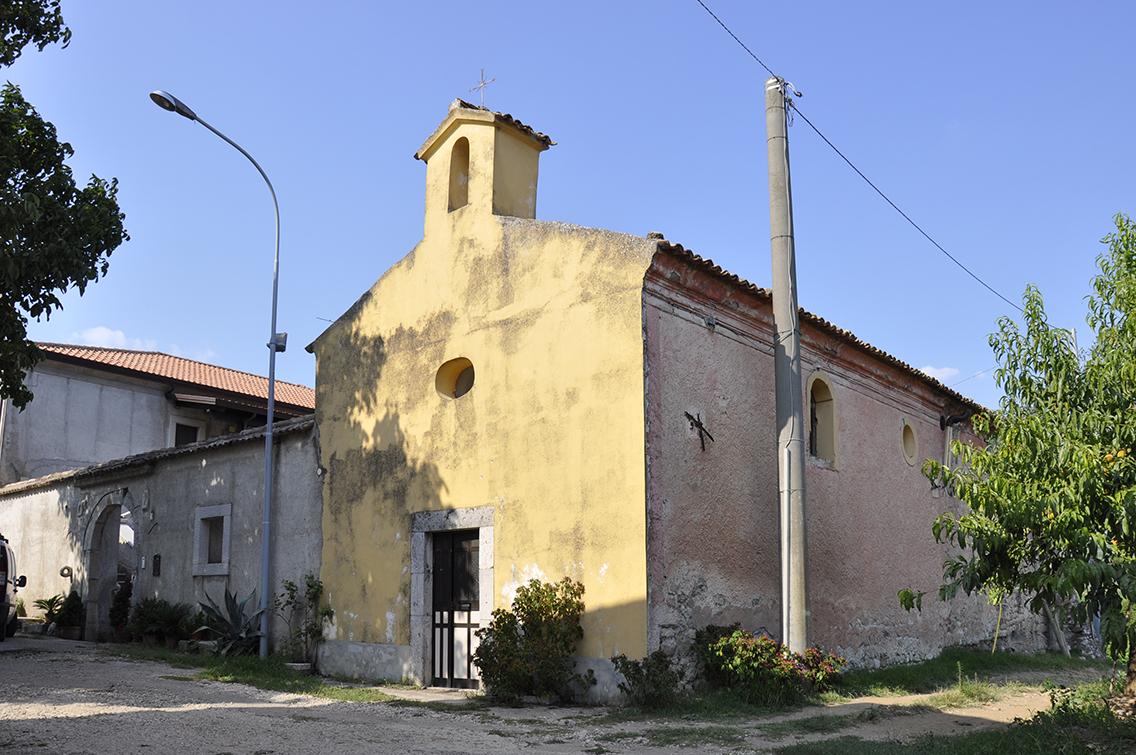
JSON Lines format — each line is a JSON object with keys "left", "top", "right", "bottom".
{"left": 0, "top": 416, "right": 315, "bottom": 496}
{"left": 654, "top": 239, "right": 985, "bottom": 413}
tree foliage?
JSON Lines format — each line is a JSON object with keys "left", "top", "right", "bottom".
{"left": 923, "top": 214, "right": 1136, "bottom": 693}
{"left": 0, "top": 1, "right": 127, "bottom": 408}
{"left": 0, "top": 0, "right": 69, "bottom": 66}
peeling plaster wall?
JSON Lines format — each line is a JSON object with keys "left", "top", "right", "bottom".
{"left": 643, "top": 252, "right": 1047, "bottom": 682}
{"left": 312, "top": 154, "right": 659, "bottom": 682}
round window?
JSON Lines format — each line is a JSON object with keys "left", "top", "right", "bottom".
{"left": 902, "top": 420, "right": 918, "bottom": 466}
{"left": 436, "top": 357, "right": 475, "bottom": 399}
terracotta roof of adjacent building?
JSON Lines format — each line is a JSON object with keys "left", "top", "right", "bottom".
{"left": 36, "top": 343, "right": 316, "bottom": 411}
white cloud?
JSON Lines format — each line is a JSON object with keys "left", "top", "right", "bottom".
{"left": 72, "top": 326, "right": 157, "bottom": 351}
{"left": 920, "top": 365, "right": 960, "bottom": 382}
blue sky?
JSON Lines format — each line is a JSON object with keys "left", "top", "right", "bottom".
{"left": 8, "top": 1, "right": 1135, "bottom": 409}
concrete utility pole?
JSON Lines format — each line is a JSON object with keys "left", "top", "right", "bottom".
{"left": 765, "top": 76, "right": 809, "bottom": 654}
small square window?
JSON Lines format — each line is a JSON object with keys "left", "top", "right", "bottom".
{"left": 175, "top": 423, "right": 201, "bottom": 446}
{"left": 193, "top": 504, "right": 231, "bottom": 576}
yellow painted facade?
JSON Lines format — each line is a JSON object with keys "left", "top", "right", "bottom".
{"left": 311, "top": 101, "right": 655, "bottom": 677}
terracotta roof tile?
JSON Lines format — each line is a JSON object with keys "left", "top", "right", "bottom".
{"left": 36, "top": 343, "right": 315, "bottom": 411}
{"left": 654, "top": 240, "right": 984, "bottom": 412}
{"left": 451, "top": 99, "right": 555, "bottom": 147}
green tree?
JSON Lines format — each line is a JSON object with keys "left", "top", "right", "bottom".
{"left": 923, "top": 214, "right": 1136, "bottom": 694}
{"left": 0, "top": 1, "right": 127, "bottom": 408}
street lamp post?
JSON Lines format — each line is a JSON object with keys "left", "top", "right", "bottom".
{"left": 150, "top": 90, "right": 284, "bottom": 658}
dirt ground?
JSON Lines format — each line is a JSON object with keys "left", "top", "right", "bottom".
{"left": 0, "top": 634, "right": 1102, "bottom": 754}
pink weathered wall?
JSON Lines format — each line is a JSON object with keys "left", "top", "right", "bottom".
{"left": 643, "top": 246, "right": 1047, "bottom": 679}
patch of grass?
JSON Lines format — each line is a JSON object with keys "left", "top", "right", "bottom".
{"left": 644, "top": 724, "right": 746, "bottom": 748}
{"left": 758, "top": 714, "right": 854, "bottom": 740}
{"left": 106, "top": 645, "right": 399, "bottom": 703}
{"left": 386, "top": 698, "right": 489, "bottom": 713}
{"left": 852, "top": 704, "right": 935, "bottom": 723}
{"left": 585, "top": 688, "right": 782, "bottom": 725}
{"left": 774, "top": 687, "right": 1136, "bottom": 755}
{"left": 595, "top": 731, "right": 644, "bottom": 743}
{"left": 196, "top": 656, "right": 399, "bottom": 702}
{"left": 833, "top": 648, "right": 1110, "bottom": 699}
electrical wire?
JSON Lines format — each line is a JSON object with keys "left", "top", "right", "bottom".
{"left": 949, "top": 367, "right": 996, "bottom": 388}
{"left": 691, "top": 0, "right": 1025, "bottom": 316}
{"left": 787, "top": 105, "right": 1024, "bottom": 314}
{"left": 693, "top": 0, "right": 776, "bottom": 78}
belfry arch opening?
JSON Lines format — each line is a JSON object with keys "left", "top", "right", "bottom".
{"left": 448, "top": 137, "right": 469, "bottom": 211}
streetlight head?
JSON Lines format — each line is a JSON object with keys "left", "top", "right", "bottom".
{"left": 150, "top": 90, "right": 197, "bottom": 121}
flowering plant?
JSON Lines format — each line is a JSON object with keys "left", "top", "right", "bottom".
{"left": 708, "top": 629, "right": 845, "bottom": 706}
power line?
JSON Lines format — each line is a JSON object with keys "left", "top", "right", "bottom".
{"left": 949, "top": 367, "right": 996, "bottom": 388}
{"left": 786, "top": 105, "right": 1024, "bottom": 314}
{"left": 691, "top": 0, "right": 1025, "bottom": 316}
{"left": 693, "top": 0, "right": 775, "bottom": 78}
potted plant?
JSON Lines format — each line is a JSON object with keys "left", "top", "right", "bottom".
{"left": 151, "top": 600, "right": 193, "bottom": 649}
{"left": 189, "top": 610, "right": 210, "bottom": 641}
{"left": 108, "top": 581, "right": 133, "bottom": 643}
{"left": 56, "top": 589, "right": 84, "bottom": 640}
{"left": 33, "top": 594, "right": 64, "bottom": 625}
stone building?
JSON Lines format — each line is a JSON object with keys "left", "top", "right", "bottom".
{"left": 0, "top": 416, "right": 321, "bottom": 645}
{"left": 308, "top": 100, "right": 1048, "bottom": 698}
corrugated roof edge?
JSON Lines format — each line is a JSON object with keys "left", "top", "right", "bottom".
{"left": 655, "top": 239, "right": 986, "bottom": 414}
{"left": 451, "top": 98, "right": 555, "bottom": 147}
{"left": 0, "top": 416, "right": 315, "bottom": 497}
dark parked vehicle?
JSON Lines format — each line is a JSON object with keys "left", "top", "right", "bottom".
{"left": 0, "top": 533, "right": 26, "bottom": 640}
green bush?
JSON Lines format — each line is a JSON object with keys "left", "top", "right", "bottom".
{"left": 472, "top": 577, "right": 595, "bottom": 701}
{"left": 56, "top": 589, "right": 84, "bottom": 627}
{"left": 108, "top": 581, "right": 132, "bottom": 628}
{"left": 694, "top": 622, "right": 742, "bottom": 688}
{"left": 151, "top": 600, "right": 194, "bottom": 642}
{"left": 705, "top": 629, "right": 845, "bottom": 707}
{"left": 273, "top": 574, "right": 332, "bottom": 663}
{"left": 611, "top": 650, "right": 679, "bottom": 708}
{"left": 132, "top": 596, "right": 164, "bottom": 636}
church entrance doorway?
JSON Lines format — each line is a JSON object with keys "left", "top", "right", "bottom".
{"left": 431, "top": 529, "right": 480, "bottom": 688}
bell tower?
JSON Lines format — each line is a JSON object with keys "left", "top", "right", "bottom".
{"left": 415, "top": 99, "right": 554, "bottom": 235}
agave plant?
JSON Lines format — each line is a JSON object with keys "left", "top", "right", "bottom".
{"left": 198, "top": 588, "right": 264, "bottom": 656}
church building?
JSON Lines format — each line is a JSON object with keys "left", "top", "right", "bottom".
{"left": 308, "top": 100, "right": 1047, "bottom": 697}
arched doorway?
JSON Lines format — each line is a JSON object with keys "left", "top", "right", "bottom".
{"left": 83, "top": 489, "right": 135, "bottom": 641}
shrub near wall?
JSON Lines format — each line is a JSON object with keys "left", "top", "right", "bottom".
{"left": 702, "top": 627, "right": 845, "bottom": 707}
{"left": 472, "top": 577, "right": 596, "bottom": 702}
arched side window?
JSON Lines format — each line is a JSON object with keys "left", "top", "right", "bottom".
{"left": 807, "top": 371, "right": 838, "bottom": 464}
{"left": 448, "top": 137, "right": 470, "bottom": 211}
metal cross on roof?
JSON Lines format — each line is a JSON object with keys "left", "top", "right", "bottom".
{"left": 469, "top": 68, "right": 495, "bottom": 107}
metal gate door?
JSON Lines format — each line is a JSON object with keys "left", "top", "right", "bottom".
{"left": 432, "top": 530, "right": 480, "bottom": 688}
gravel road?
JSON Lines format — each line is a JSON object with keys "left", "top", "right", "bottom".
{"left": 0, "top": 634, "right": 1077, "bottom": 754}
